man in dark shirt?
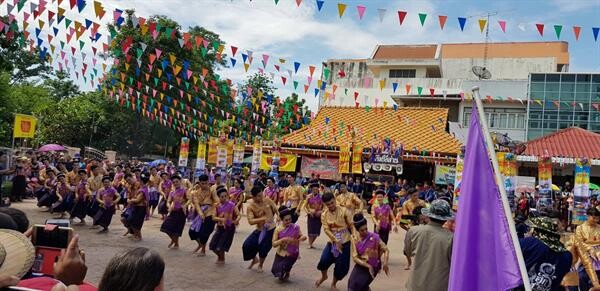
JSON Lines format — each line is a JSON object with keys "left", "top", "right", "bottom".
{"left": 515, "top": 217, "right": 573, "bottom": 291}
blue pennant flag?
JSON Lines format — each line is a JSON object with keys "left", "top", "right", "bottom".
{"left": 458, "top": 17, "right": 467, "bottom": 31}
{"left": 231, "top": 58, "right": 236, "bottom": 67}
{"left": 135, "top": 67, "right": 140, "bottom": 77}
{"left": 161, "top": 59, "right": 168, "bottom": 70}
{"left": 241, "top": 53, "right": 248, "bottom": 63}
{"left": 314, "top": 88, "right": 320, "bottom": 97}
{"left": 593, "top": 27, "right": 599, "bottom": 41}
{"left": 392, "top": 82, "right": 398, "bottom": 93}
{"left": 85, "top": 19, "right": 92, "bottom": 29}
{"left": 316, "top": 0, "right": 324, "bottom": 11}
{"left": 294, "top": 61, "right": 300, "bottom": 73}
{"left": 35, "top": 28, "right": 41, "bottom": 37}
{"left": 77, "top": 0, "right": 86, "bottom": 13}
{"left": 194, "top": 97, "right": 200, "bottom": 105}
{"left": 53, "top": 27, "right": 59, "bottom": 36}
{"left": 166, "top": 72, "right": 172, "bottom": 82}
{"left": 183, "top": 60, "right": 190, "bottom": 72}
{"left": 166, "top": 96, "right": 172, "bottom": 104}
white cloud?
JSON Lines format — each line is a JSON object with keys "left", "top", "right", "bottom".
{"left": 551, "top": 0, "right": 600, "bottom": 13}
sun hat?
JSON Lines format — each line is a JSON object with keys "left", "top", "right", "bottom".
{"left": 422, "top": 199, "right": 455, "bottom": 221}
{"left": 0, "top": 229, "right": 35, "bottom": 278}
{"left": 527, "top": 216, "right": 567, "bottom": 252}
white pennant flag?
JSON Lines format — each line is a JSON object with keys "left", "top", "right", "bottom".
{"left": 377, "top": 8, "right": 387, "bottom": 22}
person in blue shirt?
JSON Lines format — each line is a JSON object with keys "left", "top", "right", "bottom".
{"left": 417, "top": 182, "right": 437, "bottom": 203}
{"left": 514, "top": 216, "right": 574, "bottom": 291}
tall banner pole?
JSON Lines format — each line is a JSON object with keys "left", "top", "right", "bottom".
{"left": 472, "top": 87, "right": 531, "bottom": 291}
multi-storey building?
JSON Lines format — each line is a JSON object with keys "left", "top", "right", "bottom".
{"left": 321, "top": 41, "right": 570, "bottom": 143}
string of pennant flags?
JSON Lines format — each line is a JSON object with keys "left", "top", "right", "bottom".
{"left": 265, "top": 0, "right": 600, "bottom": 41}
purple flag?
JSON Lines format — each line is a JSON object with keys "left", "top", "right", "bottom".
{"left": 449, "top": 106, "right": 523, "bottom": 291}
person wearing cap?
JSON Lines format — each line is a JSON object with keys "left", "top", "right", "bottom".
{"left": 282, "top": 175, "right": 305, "bottom": 223}
{"left": 336, "top": 183, "right": 363, "bottom": 216}
{"left": 513, "top": 216, "right": 573, "bottom": 291}
{"left": 189, "top": 174, "right": 219, "bottom": 257}
{"left": 93, "top": 176, "right": 121, "bottom": 233}
{"left": 160, "top": 175, "right": 188, "bottom": 249}
{"left": 315, "top": 192, "right": 354, "bottom": 290}
{"left": 404, "top": 199, "right": 454, "bottom": 291}
{"left": 209, "top": 184, "right": 241, "bottom": 265}
{"left": 347, "top": 213, "right": 390, "bottom": 291}
{"left": 573, "top": 206, "right": 600, "bottom": 290}
{"left": 243, "top": 186, "right": 279, "bottom": 272}
{"left": 303, "top": 183, "right": 324, "bottom": 249}
{"left": 271, "top": 205, "right": 306, "bottom": 281}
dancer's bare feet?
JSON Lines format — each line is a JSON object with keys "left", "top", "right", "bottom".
{"left": 168, "top": 241, "right": 174, "bottom": 249}
{"left": 248, "top": 257, "right": 258, "bottom": 269}
{"left": 404, "top": 265, "right": 411, "bottom": 270}
{"left": 315, "top": 274, "right": 328, "bottom": 288}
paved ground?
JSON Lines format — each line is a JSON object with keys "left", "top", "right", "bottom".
{"left": 13, "top": 199, "right": 410, "bottom": 290}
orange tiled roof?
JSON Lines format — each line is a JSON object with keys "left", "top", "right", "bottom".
{"left": 282, "top": 106, "right": 462, "bottom": 155}
{"left": 523, "top": 127, "right": 600, "bottom": 159}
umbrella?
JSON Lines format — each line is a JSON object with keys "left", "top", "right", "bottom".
{"left": 590, "top": 183, "right": 600, "bottom": 190}
{"left": 551, "top": 184, "right": 560, "bottom": 191}
{"left": 38, "top": 144, "right": 66, "bottom": 152}
{"left": 150, "top": 159, "right": 168, "bottom": 167}
{"left": 516, "top": 185, "right": 535, "bottom": 193}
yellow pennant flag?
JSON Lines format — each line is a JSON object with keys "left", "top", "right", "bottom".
{"left": 244, "top": 63, "right": 250, "bottom": 72}
{"left": 478, "top": 19, "right": 487, "bottom": 33}
{"left": 157, "top": 69, "right": 163, "bottom": 78}
{"left": 379, "top": 79, "right": 386, "bottom": 91}
{"left": 169, "top": 53, "right": 177, "bottom": 66}
{"left": 13, "top": 114, "right": 37, "bottom": 138}
{"left": 337, "top": 3, "right": 347, "bottom": 18}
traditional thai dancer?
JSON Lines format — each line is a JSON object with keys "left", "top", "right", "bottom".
{"left": 160, "top": 175, "right": 188, "bottom": 249}
{"left": 93, "top": 176, "right": 121, "bottom": 233}
{"left": 209, "top": 187, "right": 240, "bottom": 264}
{"left": 70, "top": 169, "right": 90, "bottom": 224}
{"left": 372, "top": 189, "right": 398, "bottom": 244}
{"left": 229, "top": 178, "right": 244, "bottom": 212}
{"left": 188, "top": 175, "right": 219, "bottom": 256}
{"left": 51, "top": 173, "right": 74, "bottom": 218}
{"left": 147, "top": 167, "right": 161, "bottom": 218}
{"left": 113, "top": 165, "right": 126, "bottom": 210}
{"left": 86, "top": 165, "right": 103, "bottom": 221}
{"left": 347, "top": 213, "right": 390, "bottom": 291}
{"left": 122, "top": 172, "right": 149, "bottom": 241}
{"left": 315, "top": 192, "right": 354, "bottom": 290}
{"left": 263, "top": 177, "right": 279, "bottom": 204}
{"left": 271, "top": 206, "right": 306, "bottom": 281}
{"left": 157, "top": 172, "right": 172, "bottom": 220}
{"left": 243, "top": 186, "right": 279, "bottom": 272}
{"left": 303, "top": 183, "right": 323, "bottom": 249}
{"left": 282, "top": 175, "right": 305, "bottom": 223}
{"left": 336, "top": 184, "right": 363, "bottom": 216}
{"left": 37, "top": 168, "right": 57, "bottom": 209}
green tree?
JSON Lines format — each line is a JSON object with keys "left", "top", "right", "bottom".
{"left": 43, "top": 70, "right": 81, "bottom": 100}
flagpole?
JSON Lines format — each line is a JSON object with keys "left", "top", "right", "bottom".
{"left": 471, "top": 86, "right": 532, "bottom": 291}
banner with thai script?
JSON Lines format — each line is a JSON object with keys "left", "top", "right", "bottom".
{"left": 537, "top": 157, "right": 553, "bottom": 211}
{"left": 251, "top": 139, "right": 262, "bottom": 175}
{"left": 351, "top": 145, "right": 363, "bottom": 174}
{"left": 216, "top": 142, "right": 228, "bottom": 171}
{"left": 301, "top": 156, "right": 340, "bottom": 180}
{"left": 178, "top": 137, "right": 190, "bottom": 167}
{"left": 207, "top": 137, "right": 218, "bottom": 164}
{"left": 260, "top": 153, "right": 297, "bottom": 172}
{"left": 497, "top": 152, "right": 517, "bottom": 212}
{"left": 573, "top": 158, "right": 591, "bottom": 225}
{"left": 232, "top": 141, "right": 245, "bottom": 175}
{"left": 338, "top": 144, "right": 351, "bottom": 174}
{"left": 227, "top": 140, "right": 234, "bottom": 166}
{"left": 195, "top": 140, "right": 207, "bottom": 174}
{"left": 13, "top": 114, "right": 37, "bottom": 138}
{"left": 452, "top": 156, "right": 464, "bottom": 211}
{"left": 270, "top": 146, "right": 281, "bottom": 178}
{"left": 434, "top": 165, "right": 456, "bottom": 185}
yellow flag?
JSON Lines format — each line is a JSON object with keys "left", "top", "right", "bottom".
{"left": 13, "top": 114, "right": 37, "bottom": 138}
{"left": 478, "top": 19, "right": 487, "bottom": 33}
{"left": 337, "top": 3, "right": 347, "bottom": 18}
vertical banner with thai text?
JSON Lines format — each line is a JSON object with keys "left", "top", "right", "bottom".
{"left": 207, "top": 137, "right": 218, "bottom": 165}
{"left": 178, "top": 137, "right": 190, "bottom": 167}
{"left": 537, "top": 157, "right": 553, "bottom": 211}
{"left": 338, "top": 144, "right": 351, "bottom": 174}
{"left": 216, "top": 141, "right": 228, "bottom": 173}
{"left": 232, "top": 140, "right": 245, "bottom": 176}
{"left": 452, "top": 156, "right": 464, "bottom": 211}
{"left": 351, "top": 145, "right": 363, "bottom": 174}
{"left": 573, "top": 158, "right": 591, "bottom": 224}
{"left": 270, "top": 140, "right": 281, "bottom": 179}
{"left": 251, "top": 138, "right": 262, "bottom": 175}
{"left": 195, "top": 140, "right": 207, "bottom": 175}
{"left": 497, "top": 152, "right": 517, "bottom": 212}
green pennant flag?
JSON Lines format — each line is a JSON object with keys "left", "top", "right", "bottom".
{"left": 554, "top": 24, "right": 562, "bottom": 39}
{"left": 365, "top": 106, "right": 371, "bottom": 112}
{"left": 65, "top": 18, "right": 72, "bottom": 29}
{"left": 150, "top": 99, "right": 155, "bottom": 107}
{"left": 129, "top": 76, "right": 134, "bottom": 85}
{"left": 193, "top": 119, "right": 197, "bottom": 126}
{"left": 17, "top": 0, "right": 25, "bottom": 11}
{"left": 185, "top": 82, "right": 190, "bottom": 90}
{"left": 180, "top": 103, "right": 185, "bottom": 110}
{"left": 324, "top": 68, "right": 330, "bottom": 80}
{"left": 274, "top": 0, "right": 279, "bottom": 4}
{"left": 109, "top": 27, "right": 117, "bottom": 38}
{"left": 136, "top": 99, "right": 141, "bottom": 106}
{"left": 417, "top": 86, "right": 423, "bottom": 95}
{"left": 418, "top": 13, "right": 427, "bottom": 26}
{"left": 212, "top": 41, "right": 219, "bottom": 51}
{"left": 19, "top": 35, "right": 25, "bottom": 47}
{"left": 79, "top": 40, "right": 85, "bottom": 50}
{"left": 165, "top": 27, "right": 173, "bottom": 38}
{"left": 126, "top": 100, "right": 130, "bottom": 107}
{"left": 201, "top": 47, "right": 207, "bottom": 57}
{"left": 293, "top": 80, "right": 299, "bottom": 90}
{"left": 93, "top": 68, "right": 98, "bottom": 76}
{"left": 136, "top": 48, "right": 143, "bottom": 59}
{"left": 154, "top": 77, "right": 159, "bottom": 86}
{"left": 60, "top": 41, "right": 65, "bottom": 49}
{"left": 345, "top": 88, "right": 348, "bottom": 95}
{"left": 83, "top": 76, "right": 87, "bottom": 83}
{"left": 214, "top": 73, "right": 221, "bottom": 81}
{"left": 209, "top": 127, "right": 213, "bottom": 134}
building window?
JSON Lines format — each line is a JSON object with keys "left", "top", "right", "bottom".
{"left": 389, "top": 69, "right": 416, "bottom": 78}
{"left": 463, "top": 108, "right": 526, "bottom": 129}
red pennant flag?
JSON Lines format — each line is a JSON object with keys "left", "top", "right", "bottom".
{"left": 304, "top": 84, "right": 309, "bottom": 93}
{"left": 281, "top": 76, "right": 287, "bottom": 85}
{"left": 308, "top": 65, "right": 315, "bottom": 77}
{"left": 69, "top": 0, "right": 76, "bottom": 9}
{"left": 438, "top": 15, "right": 447, "bottom": 30}
{"left": 536, "top": 23, "right": 544, "bottom": 36}
{"left": 354, "top": 92, "right": 359, "bottom": 100}
{"left": 430, "top": 88, "right": 435, "bottom": 96}
{"left": 398, "top": 11, "right": 407, "bottom": 25}
{"left": 573, "top": 26, "right": 581, "bottom": 41}
{"left": 231, "top": 46, "right": 238, "bottom": 57}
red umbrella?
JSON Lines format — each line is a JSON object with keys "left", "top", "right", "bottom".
{"left": 38, "top": 144, "right": 66, "bottom": 152}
